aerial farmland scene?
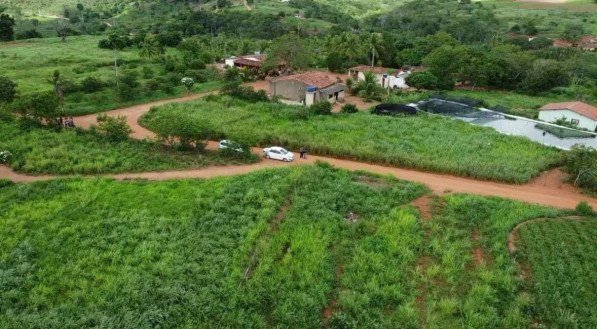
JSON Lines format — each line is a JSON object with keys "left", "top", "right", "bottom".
{"left": 0, "top": 0, "right": 596, "bottom": 328}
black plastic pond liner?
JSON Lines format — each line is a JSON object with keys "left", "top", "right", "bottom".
{"left": 372, "top": 104, "right": 418, "bottom": 116}
{"left": 419, "top": 99, "right": 496, "bottom": 119}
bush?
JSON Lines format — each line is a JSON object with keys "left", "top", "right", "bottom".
{"left": 340, "top": 104, "right": 358, "bottom": 114}
{"left": 0, "top": 76, "right": 17, "bottom": 103}
{"left": 80, "top": 77, "right": 104, "bottom": 93}
{"left": 0, "top": 150, "right": 12, "bottom": 164}
{"left": 148, "top": 113, "right": 215, "bottom": 150}
{"left": 565, "top": 145, "right": 597, "bottom": 192}
{"left": 145, "top": 79, "right": 161, "bottom": 91}
{"left": 96, "top": 114, "right": 132, "bottom": 142}
{"left": 575, "top": 201, "right": 594, "bottom": 216}
{"left": 15, "top": 29, "right": 42, "bottom": 40}
{"left": 0, "top": 178, "right": 13, "bottom": 189}
{"left": 310, "top": 101, "right": 332, "bottom": 115}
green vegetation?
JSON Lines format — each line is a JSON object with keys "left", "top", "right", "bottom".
{"left": 0, "top": 120, "right": 254, "bottom": 175}
{"left": 0, "top": 165, "right": 429, "bottom": 328}
{"left": 564, "top": 145, "right": 597, "bottom": 193}
{"left": 0, "top": 36, "right": 222, "bottom": 115}
{"left": 141, "top": 96, "right": 561, "bottom": 183}
{"left": 517, "top": 219, "right": 597, "bottom": 328}
{"left": 3, "top": 165, "right": 586, "bottom": 328}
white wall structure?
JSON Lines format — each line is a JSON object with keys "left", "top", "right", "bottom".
{"left": 351, "top": 66, "right": 411, "bottom": 90}
{"left": 538, "top": 110, "right": 597, "bottom": 132}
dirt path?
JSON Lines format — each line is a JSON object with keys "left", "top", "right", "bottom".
{"left": 2, "top": 93, "right": 597, "bottom": 210}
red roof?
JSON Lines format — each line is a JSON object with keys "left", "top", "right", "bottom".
{"left": 539, "top": 101, "right": 597, "bottom": 120}
{"left": 274, "top": 71, "right": 337, "bottom": 88}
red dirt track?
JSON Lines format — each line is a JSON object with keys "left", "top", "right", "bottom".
{"left": 2, "top": 92, "right": 596, "bottom": 210}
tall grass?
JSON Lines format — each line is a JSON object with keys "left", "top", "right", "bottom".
{"left": 517, "top": 219, "right": 597, "bottom": 328}
{"left": 141, "top": 96, "right": 562, "bottom": 183}
{"left": 0, "top": 121, "right": 254, "bottom": 174}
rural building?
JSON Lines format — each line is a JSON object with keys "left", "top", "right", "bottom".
{"left": 538, "top": 101, "right": 597, "bottom": 132}
{"left": 224, "top": 54, "right": 264, "bottom": 69}
{"left": 348, "top": 65, "right": 412, "bottom": 89}
{"left": 270, "top": 72, "right": 346, "bottom": 106}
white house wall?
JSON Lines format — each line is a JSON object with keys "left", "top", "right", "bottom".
{"left": 538, "top": 110, "right": 597, "bottom": 132}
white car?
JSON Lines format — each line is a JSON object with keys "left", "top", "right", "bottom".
{"left": 263, "top": 146, "right": 294, "bottom": 162}
{"left": 219, "top": 140, "right": 244, "bottom": 152}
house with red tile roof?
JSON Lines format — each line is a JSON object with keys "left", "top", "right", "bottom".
{"left": 538, "top": 101, "right": 597, "bottom": 132}
{"left": 270, "top": 71, "right": 346, "bottom": 106}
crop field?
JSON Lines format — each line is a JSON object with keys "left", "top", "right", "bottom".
{"left": 0, "top": 121, "right": 254, "bottom": 175}
{"left": 517, "top": 219, "right": 597, "bottom": 328}
{"left": 141, "top": 96, "right": 562, "bottom": 183}
{"left": 1, "top": 164, "right": 583, "bottom": 328}
{"left": 0, "top": 36, "right": 221, "bottom": 115}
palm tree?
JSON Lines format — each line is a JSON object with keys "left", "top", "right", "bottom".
{"left": 139, "top": 35, "right": 164, "bottom": 61}
{"left": 355, "top": 71, "right": 385, "bottom": 102}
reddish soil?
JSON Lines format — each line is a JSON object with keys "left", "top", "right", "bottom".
{"left": 470, "top": 230, "right": 486, "bottom": 267}
{"left": 411, "top": 195, "right": 434, "bottom": 221}
{"left": 2, "top": 94, "right": 597, "bottom": 210}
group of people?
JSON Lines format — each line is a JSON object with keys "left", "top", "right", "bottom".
{"left": 299, "top": 146, "right": 308, "bottom": 159}
{"left": 59, "top": 117, "right": 76, "bottom": 128}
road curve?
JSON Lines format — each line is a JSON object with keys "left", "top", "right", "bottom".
{"left": 1, "top": 92, "right": 596, "bottom": 210}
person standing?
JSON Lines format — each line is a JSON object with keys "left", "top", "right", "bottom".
{"left": 300, "top": 146, "right": 306, "bottom": 159}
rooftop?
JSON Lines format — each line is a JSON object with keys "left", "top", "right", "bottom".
{"left": 273, "top": 71, "right": 337, "bottom": 88}
{"left": 349, "top": 65, "right": 390, "bottom": 75}
{"left": 539, "top": 101, "right": 597, "bottom": 120}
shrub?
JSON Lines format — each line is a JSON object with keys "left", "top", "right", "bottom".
{"left": 187, "top": 59, "right": 206, "bottom": 70}
{"left": 148, "top": 113, "right": 215, "bottom": 150}
{"left": 0, "top": 76, "right": 17, "bottom": 103}
{"left": 310, "top": 101, "right": 332, "bottom": 115}
{"left": 340, "top": 104, "right": 358, "bottom": 114}
{"left": 145, "top": 79, "right": 161, "bottom": 91}
{"left": 15, "top": 29, "right": 42, "bottom": 40}
{"left": 96, "top": 114, "right": 132, "bottom": 142}
{"left": 0, "top": 178, "right": 13, "bottom": 189}
{"left": 565, "top": 145, "right": 597, "bottom": 192}
{"left": 80, "top": 77, "right": 104, "bottom": 93}
{"left": 575, "top": 201, "right": 594, "bottom": 216}
{"left": 0, "top": 150, "right": 12, "bottom": 164}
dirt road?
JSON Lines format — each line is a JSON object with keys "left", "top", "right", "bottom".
{"left": 2, "top": 92, "right": 596, "bottom": 210}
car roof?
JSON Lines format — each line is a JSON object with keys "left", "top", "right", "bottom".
{"left": 268, "top": 146, "right": 287, "bottom": 151}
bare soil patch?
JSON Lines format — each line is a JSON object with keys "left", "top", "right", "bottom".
{"left": 410, "top": 195, "right": 435, "bottom": 221}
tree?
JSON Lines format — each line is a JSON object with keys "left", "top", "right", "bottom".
{"left": 521, "top": 59, "right": 569, "bottom": 94}
{"left": 139, "top": 34, "right": 165, "bottom": 61}
{"left": 564, "top": 145, "right": 597, "bottom": 192}
{"left": 0, "top": 11, "right": 15, "bottom": 42}
{"left": 405, "top": 71, "right": 441, "bottom": 90}
{"left": 96, "top": 114, "right": 132, "bottom": 142}
{"left": 0, "top": 76, "right": 17, "bottom": 103}
{"left": 264, "top": 33, "right": 313, "bottom": 73}
{"left": 56, "top": 19, "right": 70, "bottom": 42}
{"left": 353, "top": 71, "right": 386, "bottom": 102}
{"left": 11, "top": 91, "right": 61, "bottom": 126}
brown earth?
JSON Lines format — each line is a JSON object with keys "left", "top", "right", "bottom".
{"left": 2, "top": 93, "right": 596, "bottom": 210}
{"left": 411, "top": 195, "right": 435, "bottom": 221}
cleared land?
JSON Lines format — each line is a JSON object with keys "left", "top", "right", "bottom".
{"left": 140, "top": 96, "right": 561, "bottom": 183}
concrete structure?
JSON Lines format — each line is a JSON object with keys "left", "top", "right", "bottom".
{"left": 538, "top": 101, "right": 597, "bottom": 132}
{"left": 270, "top": 72, "right": 346, "bottom": 106}
{"left": 348, "top": 65, "right": 412, "bottom": 89}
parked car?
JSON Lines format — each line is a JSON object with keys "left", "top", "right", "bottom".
{"left": 263, "top": 146, "right": 294, "bottom": 162}
{"left": 219, "top": 139, "right": 244, "bottom": 152}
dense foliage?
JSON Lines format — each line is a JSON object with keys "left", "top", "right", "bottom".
{"left": 141, "top": 96, "right": 561, "bottom": 183}
{"left": 564, "top": 145, "right": 597, "bottom": 193}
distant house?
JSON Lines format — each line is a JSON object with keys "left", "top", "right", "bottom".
{"left": 348, "top": 65, "right": 412, "bottom": 89}
{"left": 224, "top": 54, "right": 264, "bottom": 70}
{"left": 270, "top": 71, "right": 346, "bottom": 106}
{"left": 224, "top": 53, "right": 286, "bottom": 74}
{"left": 538, "top": 101, "right": 597, "bottom": 132}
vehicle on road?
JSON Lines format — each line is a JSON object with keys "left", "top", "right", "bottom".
{"left": 263, "top": 146, "right": 294, "bottom": 162}
{"left": 219, "top": 140, "right": 244, "bottom": 152}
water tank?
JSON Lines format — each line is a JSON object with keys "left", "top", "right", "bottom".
{"left": 306, "top": 86, "right": 317, "bottom": 93}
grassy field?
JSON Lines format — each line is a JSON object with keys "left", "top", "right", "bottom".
{"left": 3, "top": 164, "right": 590, "bottom": 328}
{"left": 0, "top": 36, "right": 222, "bottom": 115}
{"left": 0, "top": 120, "right": 254, "bottom": 175}
{"left": 141, "top": 96, "right": 562, "bottom": 183}
{"left": 517, "top": 219, "right": 597, "bottom": 328}
{"left": 483, "top": 0, "right": 597, "bottom": 36}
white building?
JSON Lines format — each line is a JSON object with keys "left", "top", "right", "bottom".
{"left": 538, "top": 101, "right": 597, "bottom": 132}
{"left": 348, "top": 65, "right": 411, "bottom": 90}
